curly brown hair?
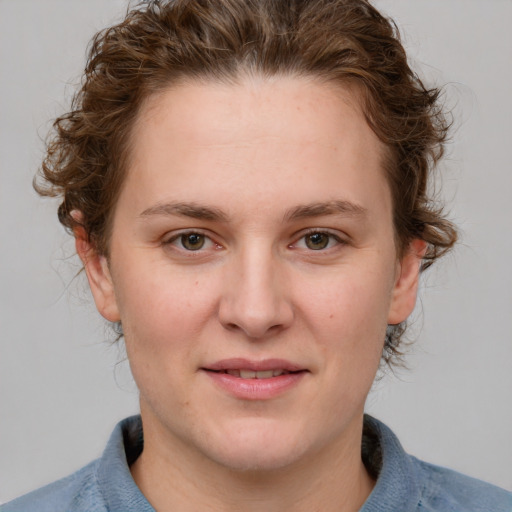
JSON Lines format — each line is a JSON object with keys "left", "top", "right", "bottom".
{"left": 36, "top": 0, "right": 457, "bottom": 364}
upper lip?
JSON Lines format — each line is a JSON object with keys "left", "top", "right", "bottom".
{"left": 203, "top": 358, "right": 306, "bottom": 372}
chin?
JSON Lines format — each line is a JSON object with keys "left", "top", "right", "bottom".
{"left": 201, "top": 418, "right": 311, "bottom": 472}
{"left": 212, "top": 445, "right": 307, "bottom": 473}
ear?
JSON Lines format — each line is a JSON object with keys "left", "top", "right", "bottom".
{"left": 387, "top": 239, "right": 427, "bottom": 325}
{"left": 73, "top": 222, "right": 121, "bottom": 323}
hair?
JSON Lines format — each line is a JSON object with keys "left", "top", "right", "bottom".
{"left": 35, "top": 0, "right": 457, "bottom": 365}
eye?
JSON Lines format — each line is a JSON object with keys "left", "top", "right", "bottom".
{"left": 181, "top": 233, "right": 206, "bottom": 251}
{"left": 166, "top": 231, "right": 215, "bottom": 251}
{"left": 305, "top": 232, "right": 330, "bottom": 250}
{"left": 294, "top": 231, "right": 344, "bottom": 251}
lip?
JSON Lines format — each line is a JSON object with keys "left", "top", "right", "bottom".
{"left": 204, "top": 358, "right": 304, "bottom": 372}
{"left": 201, "top": 358, "right": 308, "bottom": 400}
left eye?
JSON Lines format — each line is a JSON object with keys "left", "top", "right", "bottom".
{"left": 295, "top": 232, "right": 341, "bottom": 251}
{"left": 168, "top": 232, "right": 215, "bottom": 251}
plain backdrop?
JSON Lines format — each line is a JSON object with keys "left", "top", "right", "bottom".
{"left": 1, "top": 0, "right": 511, "bottom": 503}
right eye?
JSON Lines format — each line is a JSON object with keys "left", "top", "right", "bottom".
{"left": 165, "top": 231, "right": 216, "bottom": 252}
{"left": 303, "top": 232, "right": 332, "bottom": 250}
{"left": 180, "top": 233, "right": 207, "bottom": 251}
{"left": 292, "top": 230, "right": 345, "bottom": 252}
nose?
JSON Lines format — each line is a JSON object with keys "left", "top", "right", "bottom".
{"left": 218, "top": 245, "right": 294, "bottom": 339}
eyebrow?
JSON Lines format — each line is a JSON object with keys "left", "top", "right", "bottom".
{"left": 139, "top": 199, "right": 367, "bottom": 223}
{"left": 283, "top": 200, "right": 368, "bottom": 221}
{"left": 139, "top": 201, "right": 228, "bottom": 222}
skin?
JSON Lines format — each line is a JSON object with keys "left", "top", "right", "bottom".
{"left": 77, "top": 76, "right": 425, "bottom": 511}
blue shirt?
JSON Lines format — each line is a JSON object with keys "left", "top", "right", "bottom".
{"left": 3, "top": 415, "right": 511, "bottom": 511}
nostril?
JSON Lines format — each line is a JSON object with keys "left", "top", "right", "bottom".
{"left": 218, "top": 286, "right": 294, "bottom": 338}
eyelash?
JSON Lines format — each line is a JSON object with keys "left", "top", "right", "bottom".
{"left": 163, "top": 230, "right": 219, "bottom": 253}
{"left": 163, "top": 229, "right": 346, "bottom": 254}
{"left": 291, "top": 229, "right": 346, "bottom": 251}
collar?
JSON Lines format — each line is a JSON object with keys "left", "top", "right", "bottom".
{"left": 360, "top": 415, "right": 422, "bottom": 511}
{"left": 95, "top": 415, "right": 153, "bottom": 511}
{"left": 95, "top": 414, "right": 421, "bottom": 511}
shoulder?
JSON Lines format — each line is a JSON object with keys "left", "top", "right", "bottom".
{"left": 1, "top": 460, "right": 108, "bottom": 512}
{"left": 362, "top": 415, "right": 512, "bottom": 512}
{"left": 2, "top": 415, "right": 148, "bottom": 512}
{"left": 411, "top": 456, "right": 512, "bottom": 512}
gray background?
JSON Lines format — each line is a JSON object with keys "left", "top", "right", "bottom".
{"left": 1, "top": 0, "right": 511, "bottom": 503}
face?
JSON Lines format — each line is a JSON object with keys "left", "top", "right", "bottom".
{"left": 81, "top": 76, "right": 423, "bottom": 472}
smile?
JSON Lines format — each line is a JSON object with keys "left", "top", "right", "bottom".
{"left": 214, "top": 369, "right": 291, "bottom": 379}
{"left": 202, "top": 360, "right": 307, "bottom": 400}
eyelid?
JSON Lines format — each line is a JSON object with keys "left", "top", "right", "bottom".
{"left": 290, "top": 228, "right": 348, "bottom": 250}
{"left": 163, "top": 229, "right": 221, "bottom": 252}
{"left": 160, "top": 227, "right": 348, "bottom": 253}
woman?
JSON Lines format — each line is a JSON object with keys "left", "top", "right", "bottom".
{"left": 3, "top": 0, "right": 511, "bottom": 510}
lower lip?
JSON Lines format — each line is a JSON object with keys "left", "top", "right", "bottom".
{"left": 202, "top": 370, "right": 306, "bottom": 400}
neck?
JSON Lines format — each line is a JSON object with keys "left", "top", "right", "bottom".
{"left": 130, "top": 413, "right": 375, "bottom": 512}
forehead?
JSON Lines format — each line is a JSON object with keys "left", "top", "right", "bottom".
{"left": 121, "top": 76, "right": 391, "bottom": 223}
{"left": 134, "top": 75, "right": 379, "bottom": 158}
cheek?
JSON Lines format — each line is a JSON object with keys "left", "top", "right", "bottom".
{"left": 303, "top": 269, "right": 394, "bottom": 332}
{"left": 295, "top": 264, "right": 395, "bottom": 376}
{"left": 114, "top": 271, "right": 217, "bottom": 410}
{"left": 113, "top": 264, "right": 219, "bottom": 357}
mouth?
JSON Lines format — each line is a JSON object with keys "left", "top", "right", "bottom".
{"left": 206, "top": 369, "right": 298, "bottom": 379}
{"left": 202, "top": 358, "right": 306, "bottom": 376}
{"left": 201, "top": 358, "right": 308, "bottom": 399}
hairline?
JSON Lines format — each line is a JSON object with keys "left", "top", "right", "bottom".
{"left": 102, "top": 70, "right": 402, "bottom": 256}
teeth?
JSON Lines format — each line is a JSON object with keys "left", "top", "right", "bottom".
{"left": 256, "top": 370, "right": 274, "bottom": 379}
{"left": 225, "top": 369, "right": 289, "bottom": 379}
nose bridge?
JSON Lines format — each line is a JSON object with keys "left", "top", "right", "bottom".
{"left": 218, "top": 239, "right": 293, "bottom": 338}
